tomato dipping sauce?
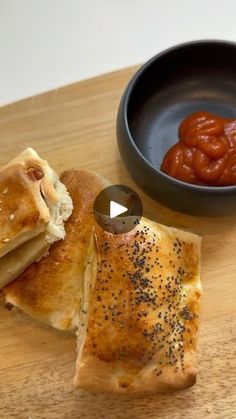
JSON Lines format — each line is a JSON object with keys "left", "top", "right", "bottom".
{"left": 161, "top": 112, "right": 236, "bottom": 186}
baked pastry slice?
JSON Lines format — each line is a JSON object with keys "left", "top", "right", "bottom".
{"left": 4, "top": 170, "right": 110, "bottom": 331}
{"left": 0, "top": 147, "right": 73, "bottom": 289}
{"left": 75, "top": 219, "right": 202, "bottom": 393}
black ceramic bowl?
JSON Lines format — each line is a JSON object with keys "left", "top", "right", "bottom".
{"left": 117, "top": 40, "right": 236, "bottom": 216}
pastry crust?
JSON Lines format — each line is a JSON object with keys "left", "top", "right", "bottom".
{"left": 0, "top": 161, "right": 49, "bottom": 258}
{"left": 75, "top": 219, "right": 202, "bottom": 393}
{"left": 0, "top": 234, "right": 50, "bottom": 290}
{"left": 0, "top": 148, "right": 73, "bottom": 289}
{"left": 4, "top": 170, "right": 110, "bottom": 330}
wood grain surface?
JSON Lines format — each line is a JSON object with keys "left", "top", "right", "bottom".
{"left": 0, "top": 67, "right": 236, "bottom": 419}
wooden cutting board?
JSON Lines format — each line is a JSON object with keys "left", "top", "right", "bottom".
{"left": 0, "top": 67, "right": 235, "bottom": 419}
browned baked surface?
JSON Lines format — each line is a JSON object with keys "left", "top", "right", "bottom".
{"left": 0, "top": 163, "right": 49, "bottom": 258}
{"left": 75, "top": 219, "right": 202, "bottom": 393}
{"left": 4, "top": 170, "right": 110, "bottom": 330}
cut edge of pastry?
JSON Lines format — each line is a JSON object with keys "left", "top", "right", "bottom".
{"left": 43, "top": 174, "right": 73, "bottom": 244}
{"left": 75, "top": 231, "right": 97, "bottom": 387}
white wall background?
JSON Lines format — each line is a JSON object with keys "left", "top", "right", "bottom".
{"left": 1, "top": 0, "right": 236, "bottom": 106}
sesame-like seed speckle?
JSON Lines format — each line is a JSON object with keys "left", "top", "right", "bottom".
{"left": 90, "top": 226, "right": 196, "bottom": 376}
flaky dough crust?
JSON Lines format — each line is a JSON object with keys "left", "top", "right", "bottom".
{"left": 4, "top": 170, "right": 110, "bottom": 330}
{"left": 75, "top": 219, "right": 202, "bottom": 393}
{"left": 0, "top": 148, "right": 72, "bottom": 289}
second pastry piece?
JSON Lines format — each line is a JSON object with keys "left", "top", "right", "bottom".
{"left": 4, "top": 170, "right": 110, "bottom": 331}
{"left": 75, "top": 220, "right": 202, "bottom": 394}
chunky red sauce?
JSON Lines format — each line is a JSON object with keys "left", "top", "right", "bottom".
{"left": 161, "top": 112, "right": 236, "bottom": 186}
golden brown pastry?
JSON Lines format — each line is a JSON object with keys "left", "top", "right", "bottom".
{"left": 0, "top": 148, "right": 73, "bottom": 289}
{"left": 4, "top": 170, "right": 110, "bottom": 331}
{"left": 0, "top": 234, "right": 50, "bottom": 290}
{"left": 75, "top": 218, "right": 202, "bottom": 393}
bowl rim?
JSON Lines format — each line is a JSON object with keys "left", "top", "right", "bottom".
{"left": 121, "top": 39, "right": 236, "bottom": 194}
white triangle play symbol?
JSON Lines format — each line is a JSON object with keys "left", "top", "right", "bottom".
{"left": 110, "top": 200, "right": 128, "bottom": 218}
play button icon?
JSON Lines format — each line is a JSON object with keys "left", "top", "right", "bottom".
{"left": 93, "top": 184, "right": 143, "bottom": 234}
{"left": 110, "top": 201, "right": 128, "bottom": 218}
